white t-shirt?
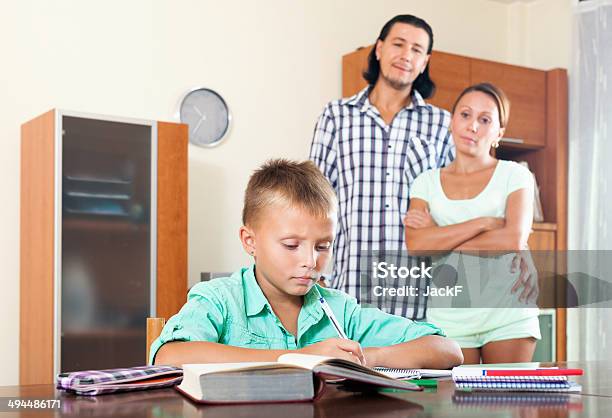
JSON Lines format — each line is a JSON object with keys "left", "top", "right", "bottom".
{"left": 410, "top": 160, "right": 539, "bottom": 337}
{"left": 410, "top": 159, "right": 534, "bottom": 225}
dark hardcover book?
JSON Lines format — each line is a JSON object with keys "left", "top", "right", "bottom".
{"left": 177, "top": 353, "right": 421, "bottom": 404}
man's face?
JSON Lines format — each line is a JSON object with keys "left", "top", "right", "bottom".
{"left": 243, "top": 203, "right": 335, "bottom": 300}
{"left": 375, "top": 23, "right": 431, "bottom": 91}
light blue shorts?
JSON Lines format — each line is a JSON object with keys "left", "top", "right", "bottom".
{"left": 451, "top": 316, "right": 541, "bottom": 348}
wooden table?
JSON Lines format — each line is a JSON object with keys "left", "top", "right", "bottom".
{"left": 2, "top": 362, "right": 611, "bottom": 417}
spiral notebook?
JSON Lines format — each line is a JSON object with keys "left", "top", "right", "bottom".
{"left": 452, "top": 391, "right": 583, "bottom": 411}
{"left": 374, "top": 367, "right": 452, "bottom": 380}
{"left": 454, "top": 380, "right": 582, "bottom": 392}
{"left": 452, "top": 366, "right": 583, "bottom": 393}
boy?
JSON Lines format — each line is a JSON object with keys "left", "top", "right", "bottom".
{"left": 151, "top": 159, "right": 463, "bottom": 368}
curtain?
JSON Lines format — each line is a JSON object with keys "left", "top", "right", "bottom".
{"left": 567, "top": 0, "right": 612, "bottom": 361}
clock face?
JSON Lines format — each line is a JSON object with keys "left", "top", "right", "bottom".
{"left": 179, "top": 88, "right": 230, "bottom": 147}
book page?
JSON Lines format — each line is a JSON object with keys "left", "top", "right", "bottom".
{"left": 182, "top": 362, "right": 283, "bottom": 376}
{"left": 276, "top": 353, "right": 334, "bottom": 370}
{"left": 277, "top": 353, "right": 383, "bottom": 377}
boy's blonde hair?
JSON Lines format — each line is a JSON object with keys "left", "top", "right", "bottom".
{"left": 242, "top": 159, "right": 337, "bottom": 227}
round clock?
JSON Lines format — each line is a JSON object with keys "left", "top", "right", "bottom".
{"left": 178, "top": 87, "right": 231, "bottom": 147}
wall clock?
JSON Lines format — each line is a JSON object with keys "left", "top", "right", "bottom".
{"left": 179, "top": 87, "right": 231, "bottom": 147}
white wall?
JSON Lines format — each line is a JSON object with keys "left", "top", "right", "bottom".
{"left": 506, "top": 0, "right": 572, "bottom": 69}
{"left": 1, "top": 0, "right": 571, "bottom": 385}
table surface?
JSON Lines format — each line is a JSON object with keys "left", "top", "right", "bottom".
{"left": 2, "top": 361, "right": 612, "bottom": 417}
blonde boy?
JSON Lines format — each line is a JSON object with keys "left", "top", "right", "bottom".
{"left": 151, "top": 159, "right": 462, "bottom": 368}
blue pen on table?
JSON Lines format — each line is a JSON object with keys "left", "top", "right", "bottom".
{"left": 319, "top": 296, "right": 349, "bottom": 339}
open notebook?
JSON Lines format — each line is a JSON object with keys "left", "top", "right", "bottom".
{"left": 374, "top": 367, "right": 452, "bottom": 380}
{"left": 177, "top": 353, "right": 422, "bottom": 404}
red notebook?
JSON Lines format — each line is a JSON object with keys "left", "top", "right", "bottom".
{"left": 483, "top": 369, "right": 583, "bottom": 377}
{"left": 452, "top": 367, "right": 583, "bottom": 378}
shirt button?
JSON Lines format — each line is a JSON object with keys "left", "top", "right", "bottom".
{"left": 386, "top": 172, "right": 390, "bottom": 176}
{"left": 385, "top": 204, "right": 390, "bottom": 208}
{"left": 388, "top": 145, "right": 392, "bottom": 149}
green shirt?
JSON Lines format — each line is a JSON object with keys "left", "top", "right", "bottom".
{"left": 149, "top": 265, "right": 444, "bottom": 363}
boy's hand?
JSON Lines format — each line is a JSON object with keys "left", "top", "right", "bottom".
{"left": 298, "top": 338, "right": 366, "bottom": 365}
{"left": 363, "top": 347, "right": 381, "bottom": 367}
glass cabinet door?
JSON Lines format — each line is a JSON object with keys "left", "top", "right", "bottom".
{"left": 60, "top": 115, "right": 153, "bottom": 371}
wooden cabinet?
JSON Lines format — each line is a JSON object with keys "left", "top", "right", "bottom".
{"left": 342, "top": 47, "right": 547, "bottom": 148}
{"left": 471, "top": 58, "right": 547, "bottom": 147}
{"left": 341, "top": 46, "right": 371, "bottom": 98}
{"left": 529, "top": 223, "right": 558, "bottom": 300}
{"left": 528, "top": 223, "right": 557, "bottom": 250}
{"left": 20, "top": 110, "right": 188, "bottom": 384}
{"left": 342, "top": 48, "right": 568, "bottom": 360}
{"left": 428, "top": 51, "right": 471, "bottom": 113}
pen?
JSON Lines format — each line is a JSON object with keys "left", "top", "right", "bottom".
{"left": 413, "top": 379, "right": 438, "bottom": 387}
{"left": 319, "top": 296, "right": 349, "bottom": 339}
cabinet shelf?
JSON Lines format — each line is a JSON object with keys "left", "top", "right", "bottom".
{"left": 63, "top": 218, "right": 148, "bottom": 233}
{"left": 499, "top": 139, "right": 545, "bottom": 151}
{"left": 65, "top": 175, "right": 132, "bottom": 185}
{"left": 62, "top": 329, "right": 144, "bottom": 339}
{"left": 533, "top": 222, "right": 557, "bottom": 232}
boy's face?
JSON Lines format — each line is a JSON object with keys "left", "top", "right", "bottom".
{"left": 240, "top": 202, "right": 336, "bottom": 300}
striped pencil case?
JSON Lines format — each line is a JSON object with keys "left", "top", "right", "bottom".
{"left": 57, "top": 365, "right": 183, "bottom": 396}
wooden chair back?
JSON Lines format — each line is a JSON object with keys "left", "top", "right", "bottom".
{"left": 146, "top": 317, "right": 166, "bottom": 364}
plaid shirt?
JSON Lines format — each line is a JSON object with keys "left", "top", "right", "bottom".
{"left": 310, "top": 86, "right": 454, "bottom": 320}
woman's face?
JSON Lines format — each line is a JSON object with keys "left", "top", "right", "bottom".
{"left": 451, "top": 91, "right": 504, "bottom": 157}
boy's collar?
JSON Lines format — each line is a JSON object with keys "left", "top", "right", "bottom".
{"left": 243, "top": 265, "right": 323, "bottom": 319}
{"left": 243, "top": 265, "right": 271, "bottom": 317}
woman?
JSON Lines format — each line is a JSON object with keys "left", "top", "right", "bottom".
{"left": 404, "top": 83, "right": 540, "bottom": 364}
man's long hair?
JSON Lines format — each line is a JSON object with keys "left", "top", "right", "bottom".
{"left": 363, "top": 14, "right": 436, "bottom": 99}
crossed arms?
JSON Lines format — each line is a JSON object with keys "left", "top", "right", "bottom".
{"left": 404, "top": 188, "right": 538, "bottom": 302}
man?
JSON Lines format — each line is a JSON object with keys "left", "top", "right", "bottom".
{"left": 310, "top": 15, "right": 454, "bottom": 320}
